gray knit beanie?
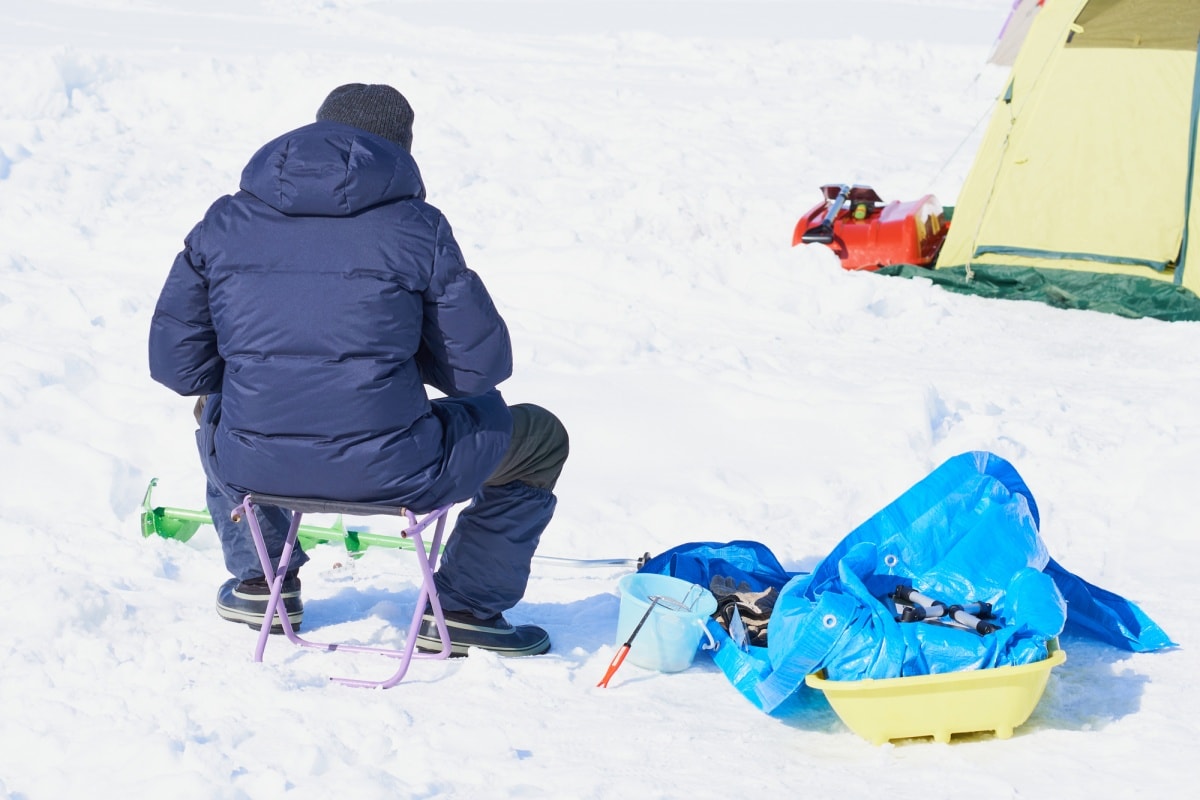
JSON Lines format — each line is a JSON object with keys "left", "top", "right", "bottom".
{"left": 316, "top": 83, "right": 415, "bottom": 151}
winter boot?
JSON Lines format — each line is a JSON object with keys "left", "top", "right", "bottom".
{"left": 216, "top": 571, "right": 303, "bottom": 634}
{"left": 415, "top": 607, "right": 549, "bottom": 657}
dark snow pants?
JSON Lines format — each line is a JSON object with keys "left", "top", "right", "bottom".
{"left": 433, "top": 402, "right": 568, "bottom": 618}
{"left": 196, "top": 395, "right": 568, "bottom": 618}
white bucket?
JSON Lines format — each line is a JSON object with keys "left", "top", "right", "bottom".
{"left": 615, "top": 573, "right": 718, "bottom": 673}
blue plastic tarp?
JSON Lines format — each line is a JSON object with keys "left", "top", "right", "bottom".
{"left": 639, "top": 451, "right": 1174, "bottom": 714}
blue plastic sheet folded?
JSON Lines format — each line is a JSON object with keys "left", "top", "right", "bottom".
{"left": 640, "top": 452, "right": 1174, "bottom": 714}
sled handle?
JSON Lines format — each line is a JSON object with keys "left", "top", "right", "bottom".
{"left": 800, "top": 183, "right": 851, "bottom": 244}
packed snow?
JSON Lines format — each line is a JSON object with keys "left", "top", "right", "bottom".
{"left": 0, "top": 1, "right": 1194, "bottom": 798}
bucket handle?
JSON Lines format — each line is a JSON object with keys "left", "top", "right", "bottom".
{"left": 677, "top": 583, "right": 718, "bottom": 651}
{"left": 683, "top": 583, "right": 718, "bottom": 651}
{"left": 650, "top": 588, "right": 719, "bottom": 652}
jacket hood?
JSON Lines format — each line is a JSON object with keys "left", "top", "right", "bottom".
{"left": 239, "top": 121, "right": 425, "bottom": 216}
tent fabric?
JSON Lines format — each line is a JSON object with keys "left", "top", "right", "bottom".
{"left": 1068, "top": 0, "right": 1200, "bottom": 50}
{"left": 926, "top": 0, "right": 1200, "bottom": 322}
{"left": 989, "top": 0, "right": 1044, "bottom": 67}
{"left": 640, "top": 452, "right": 1174, "bottom": 714}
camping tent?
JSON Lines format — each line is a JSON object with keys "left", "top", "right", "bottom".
{"left": 887, "top": 0, "right": 1200, "bottom": 321}
{"left": 989, "top": 0, "right": 1044, "bottom": 67}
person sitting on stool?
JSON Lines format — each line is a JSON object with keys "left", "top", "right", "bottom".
{"left": 149, "top": 83, "right": 568, "bottom": 657}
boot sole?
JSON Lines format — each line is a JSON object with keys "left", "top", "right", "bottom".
{"left": 415, "top": 636, "right": 549, "bottom": 657}
{"left": 216, "top": 603, "right": 303, "bottom": 635}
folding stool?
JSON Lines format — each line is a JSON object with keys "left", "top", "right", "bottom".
{"left": 231, "top": 493, "right": 454, "bottom": 689}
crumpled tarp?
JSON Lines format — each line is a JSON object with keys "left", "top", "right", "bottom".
{"left": 640, "top": 451, "right": 1174, "bottom": 714}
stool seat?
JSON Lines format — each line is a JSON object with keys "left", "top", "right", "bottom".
{"left": 233, "top": 492, "right": 455, "bottom": 689}
{"left": 242, "top": 493, "right": 421, "bottom": 518}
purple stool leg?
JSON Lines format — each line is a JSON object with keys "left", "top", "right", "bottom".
{"left": 240, "top": 500, "right": 305, "bottom": 660}
{"left": 233, "top": 497, "right": 454, "bottom": 688}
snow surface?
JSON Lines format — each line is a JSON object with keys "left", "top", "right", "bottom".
{"left": 1, "top": 1, "right": 1194, "bottom": 797}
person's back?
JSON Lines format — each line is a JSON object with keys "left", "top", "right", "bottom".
{"left": 151, "top": 118, "right": 512, "bottom": 508}
{"left": 149, "top": 84, "right": 567, "bottom": 658}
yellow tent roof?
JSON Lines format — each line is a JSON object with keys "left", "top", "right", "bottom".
{"left": 935, "top": 0, "right": 1200, "bottom": 313}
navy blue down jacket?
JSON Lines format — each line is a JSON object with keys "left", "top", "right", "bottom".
{"left": 149, "top": 121, "right": 514, "bottom": 509}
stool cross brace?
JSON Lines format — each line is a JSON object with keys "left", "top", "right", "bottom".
{"left": 233, "top": 493, "right": 454, "bottom": 689}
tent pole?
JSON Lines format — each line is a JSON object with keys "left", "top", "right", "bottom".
{"left": 1177, "top": 33, "right": 1200, "bottom": 284}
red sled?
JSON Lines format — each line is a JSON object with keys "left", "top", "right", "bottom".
{"left": 792, "top": 184, "right": 949, "bottom": 271}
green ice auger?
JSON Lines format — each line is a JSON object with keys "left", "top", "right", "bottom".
{"left": 139, "top": 478, "right": 424, "bottom": 556}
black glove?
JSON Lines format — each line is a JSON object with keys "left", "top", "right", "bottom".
{"left": 710, "top": 575, "right": 778, "bottom": 647}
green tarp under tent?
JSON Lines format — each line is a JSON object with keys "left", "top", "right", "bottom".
{"left": 881, "top": 0, "right": 1200, "bottom": 321}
